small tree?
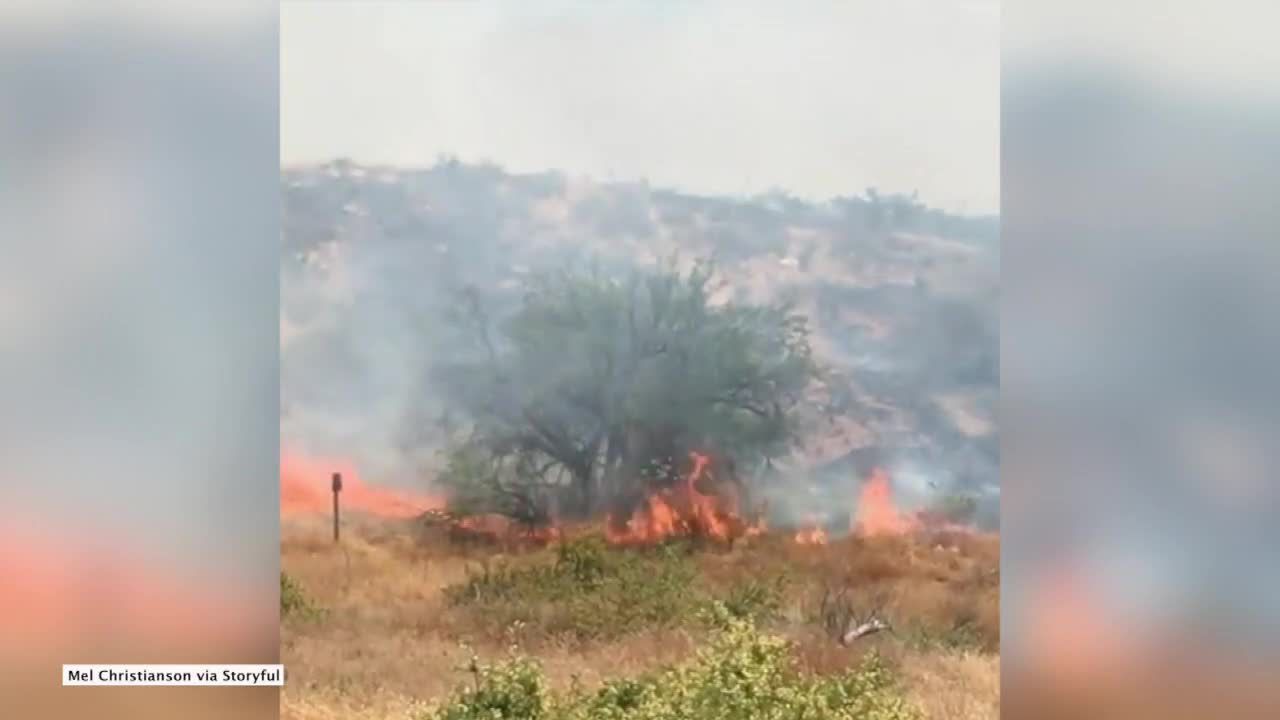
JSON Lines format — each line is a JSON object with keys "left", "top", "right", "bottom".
{"left": 433, "top": 259, "right": 819, "bottom": 520}
{"left": 436, "top": 439, "right": 558, "bottom": 528}
{"left": 930, "top": 492, "right": 978, "bottom": 525}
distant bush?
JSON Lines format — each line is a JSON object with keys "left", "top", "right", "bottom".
{"left": 930, "top": 493, "right": 978, "bottom": 525}
{"left": 280, "top": 572, "right": 322, "bottom": 620}
{"left": 900, "top": 618, "right": 987, "bottom": 654}
{"left": 421, "top": 608, "right": 916, "bottom": 720}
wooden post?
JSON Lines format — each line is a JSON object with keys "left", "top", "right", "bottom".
{"left": 331, "top": 472, "right": 343, "bottom": 542}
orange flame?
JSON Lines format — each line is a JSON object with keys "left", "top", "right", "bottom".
{"left": 280, "top": 448, "right": 444, "bottom": 519}
{"left": 793, "top": 517, "right": 829, "bottom": 545}
{"left": 605, "top": 451, "right": 756, "bottom": 545}
{"left": 451, "top": 513, "right": 563, "bottom": 546}
{"left": 848, "top": 467, "right": 984, "bottom": 538}
{"left": 851, "top": 467, "right": 919, "bottom": 536}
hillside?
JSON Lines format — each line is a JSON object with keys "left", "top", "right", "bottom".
{"left": 279, "top": 159, "right": 1000, "bottom": 719}
{"left": 280, "top": 159, "right": 999, "bottom": 528}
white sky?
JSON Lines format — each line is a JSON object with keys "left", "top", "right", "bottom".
{"left": 282, "top": 1, "right": 999, "bottom": 214}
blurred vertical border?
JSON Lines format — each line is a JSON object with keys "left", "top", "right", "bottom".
{"left": 0, "top": 2, "right": 279, "bottom": 718}
{"left": 1004, "top": 1, "right": 1280, "bottom": 718}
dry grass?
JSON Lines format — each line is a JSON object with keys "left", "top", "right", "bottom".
{"left": 901, "top": 651, "right": 1000, "bottom": 720}
{"left": 281, "top": 514, "right": 999, "bottom": 719}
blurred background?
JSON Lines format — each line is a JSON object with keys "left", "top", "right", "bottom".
{"left": 1004, "top": 1, "right": 1280, "bottom": 718}
{"left": 0, "top": 1, "right": 278, "bottom": 718}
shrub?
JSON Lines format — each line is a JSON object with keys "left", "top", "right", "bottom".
{"left": 421, "top": 608, "right": 917, "bottom": 720}
{"left": 443, "top": 538, "right": 701, "bottom": 643}
{"left": 929, "top": 493, "right": 978, "bottom": 525}
{"left": 720, "top": 575, "right": 786, "bottom": 622}
{"left": 280, "top": 572, "right": 322, "bottom": 620}
{"left": 555, "top": 535, "right": 610, "bottom": 588}
{"left": 900, "top": 619, "right": 986, "bottom": 653}
{"left": 443, "top": 559, "right": 554, "bottom": 606}
{"left": 434, "top": 656, "right": 549, "bottom": 720}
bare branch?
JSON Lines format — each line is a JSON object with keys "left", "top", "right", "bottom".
{"left": 840, "top": 616, "right": 891, "bottom": 645}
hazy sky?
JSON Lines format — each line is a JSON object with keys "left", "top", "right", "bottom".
{"left": 282, "top": 1, "right": 999, "bottom": 214}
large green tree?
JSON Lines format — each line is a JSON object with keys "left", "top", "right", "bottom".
{"left": 434, "top": 260, "right": 818, "bottom": 521}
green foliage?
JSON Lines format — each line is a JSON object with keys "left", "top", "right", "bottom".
{"left": 422, "top": 611, "right": 917, "bottom": 720}
{"left": 280, "top": 572, "right": 323, "bottom": 621}
{"left": 437, "top": 442, "right": 498, "bottom": 516}
{"left": 603, "top": 260, "right": 816, "bottom": 464}
{"left": 437, "top": 259, "right": 820, "bottom": 518}
{"left": 443, "top": 538, "right": 700, "bottom": 643}
{"left": 720, "top": 575, "right": 787, "bottom": 623}
{"left": 900, "top": 618, "right": 987, "bottom": 653}
{"left": 435, "top": 656, "right": 549, "bottom": 720}
{"left": 555, "top": 535, "right": 610, "bottom": 588}
{"left": 442, "top": 560, "right": 549, "bottom": 606}
{"left": 437, "top": 440, "right": 553, "bottom": 526}
{"left": 930, "top": 493, "right": 978, "bottom": 525}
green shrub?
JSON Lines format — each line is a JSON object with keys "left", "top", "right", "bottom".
{"left": 280, "top": 572, "right": 322, "bottom": 620}
{"left": 443, "top": 538, "right": 701, "bottom": 644}
{"left": 930, "top": 493, "right": 978, "bottom": 525}
{"left": 443, "top": 560, "right": 554, "bottom": 606}
{"left": 900, "top": 618, "right": 986, "bottom": 653}
{"left": 556, "top": 536, "right": 610, "bottom": 588}
{"left": 421, "top": 609, "right": 917, "bottom": 720}
{"left": 434, "top": 656, "right": 549, "bottom": 720}
{"left": 720, "top": 575, "right": 787, "bottom": 622}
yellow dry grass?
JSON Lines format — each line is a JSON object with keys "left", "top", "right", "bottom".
{"left": 281, "top": 514, "right": 999, "bottom": 719}
{"left": 901, "top": 651, "right": 1000, "bottom": 720}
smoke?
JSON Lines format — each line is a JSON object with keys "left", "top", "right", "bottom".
{"left": 281, "top": 159, "right": 999, "bottom": 523}
{"left": 279, "top": 161, "right": 557, "bottom": 488}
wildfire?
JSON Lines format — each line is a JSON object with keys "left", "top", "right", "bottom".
{"left": 451, "top": 513, "right": 563, "bottom": 546}
{"left": 280, "top": 448, "right": 444, "bottom": 519}
{"left": 851, "top": 467, "right": 918, "bottom": 536}
{"left": 793, "top": 517, "right": 829, "bottom": 545}
{"left": 605, "top": 451, "right": 759, "bottom": 545}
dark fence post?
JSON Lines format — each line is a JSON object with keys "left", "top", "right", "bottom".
{"left": 332, "top": 472, "right": 343, "bottom": 542}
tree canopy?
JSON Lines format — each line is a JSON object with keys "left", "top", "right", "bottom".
{"left": 434, "top": 259, "right": 819, "bottom": 522}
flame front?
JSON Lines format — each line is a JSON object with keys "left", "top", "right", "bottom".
{"left": 451, "top": 514, "right": 563, "bottom": 545}
{"left": 851, "top": 467, "right": 918, "bottom": 536}
{"left": 605, "top": 451, "right": 759, "bottom": 545}
{"left": 793, "top": 517, "right": 829, "bottom": 545}
{"left": 280, "top": 448, "right": 444, "bottom": 519}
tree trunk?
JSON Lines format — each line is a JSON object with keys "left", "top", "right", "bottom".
{"left": 602, "top": 428, "right": 625, "bottom": 512}
{"left": 580, "top": 465, "right": 594, "bottom": 517}
{"left": 568, "top": 460, "right": 593, "bottom": 518}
